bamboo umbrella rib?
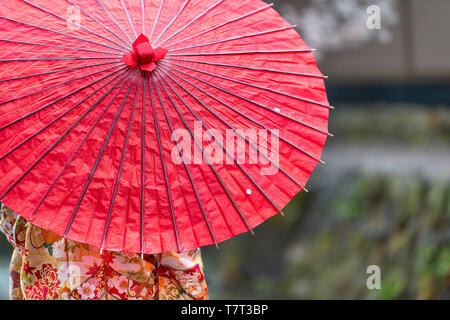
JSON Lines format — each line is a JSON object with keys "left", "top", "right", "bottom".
{"left": 157, "top": 66, "right": 325, "bottom": 164}
{"left": 0, "top": 65, "right": 125, "bottom": 130}
{"left": 151, "top": 71, "right": 255, "bottom": 235}
{"left": 169, "top": 25, "right": 296, "bottom": 53}
{"left": 64, "top": 72, "right": 140, "bottom": 237}
{"left": 151, "top": 73, "right": 218, "bottom": 248}
{"left": 161, "top": 61, "right": 332, "bottom": 109}
{"left": 22, "top": 0, "right": 129, "bottom": 52}
{"left": 0, "top": 69, "right": 132, "bottom": 202}
{"left": 148, "top": 75, "right": 181, "bottom": 251}
{"left": 65, "top": 0, "right": 132, "bottom": 49}
{"left": 167, "top": 49, "right": 313, "bottom": 56}
{"left": 29, "top": 71, "right": 135, "bottom": 219}
{"left": 156, "top": 67, "right": 308, "bottom": 191}
{"left": 95, "top": 0, "right": 133, "bottom": 43}
{"left": 159, "top": 62, "right": 332, "bottom": 136}
{"left": 140, "top": 74, "right": 146, "bottom": 256}
{"left": 165, "top": 57, "right": 327, "bottom": 78}
{"left": 155, "top": 0, "right": 225, "bottom": 48}
{"left": 0, "top": 39, "right": 123, "bottom": 56}
{"left": 154, "top": 70, "right": 283, "bottom": 215}
{"left": 0, "top": 61, "right": 121, "bottom": 83}
{"left": 165, "top": 3, "right": 274, "bottom": 49}
{"left": 0, "top": 63, "right": 123, "bottom": 108}
{"left": 101, "top": 75, "right": 142, "bottom": 250}
{"left": 141, "top": 0, "right": 145, "bottom": 34}
{"left": 151, "top": 0, "right": 190, "bottom": 46}
{"left": 0, "top": 69, "right": 128, "bottom": 161}
{"left": 149, "top": 0, "right": 164, "bottom": 41}
{"left": 120, "top": 0, "right": 138, "bottom": 39}
{"left": 0, "top": 15, "right": 132, "bottom": 52}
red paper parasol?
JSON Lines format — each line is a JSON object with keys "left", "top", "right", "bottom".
{"left": 0, "top": 0, "right": 331, "bottom": 254}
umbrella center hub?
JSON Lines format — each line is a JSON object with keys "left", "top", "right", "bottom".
{"left": 122, "top": 34, "right": 168, "bottom": 72}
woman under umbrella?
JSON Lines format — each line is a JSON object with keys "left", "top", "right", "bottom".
{"left": 0, "top": 0, "right": 329, "bottom": 300}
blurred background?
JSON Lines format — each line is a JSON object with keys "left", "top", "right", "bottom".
{"left": 1, "top": 0, "right": 449, "bottom": 299}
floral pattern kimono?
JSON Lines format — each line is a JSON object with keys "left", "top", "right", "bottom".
{"left": 0, "top": 204, "right": 208, "bottom": 300}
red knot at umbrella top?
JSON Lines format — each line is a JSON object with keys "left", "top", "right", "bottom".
{"left": 123, "top": 34, "right": 168, "bottom": 71}
{"left": 0, "top": 0, "right": 331, "bottom": 255}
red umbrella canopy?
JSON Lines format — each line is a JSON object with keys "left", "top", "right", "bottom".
{"left": 0, "top": 0, "right": 331, "bottom": 254}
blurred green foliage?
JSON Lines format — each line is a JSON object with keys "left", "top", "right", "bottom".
{"left": 203, "top": 173, "right": 449, "bottom": 300}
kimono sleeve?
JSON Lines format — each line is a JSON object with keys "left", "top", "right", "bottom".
{"left": 0, "top": 203, "right": 26, "bottom": 251}
{"left": 155, "top": 249, "right": 209, "bottom": 300}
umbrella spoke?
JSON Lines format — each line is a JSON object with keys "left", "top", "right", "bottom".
{"left": 64, "top": 72, "right": 140, "bottom": 237}
{"left": 0, "top": 16, "right": 125, "bottom": 53}
{"left": 155, "top": 67, "right": 308, "bottom": 192}
{"left": 159, "top": 62, "right": 332, "bottom": 136}
{"left": 165, "top": 57, "right": 328, "bottom": 79}
{"left": 101, "top": 75, "right": 142, "bottom": 250}
{"left": 148, "top": 75, "right": 181, "bottom": 251}
{"left": 155, "top": 70, "right": 283, "bottom": 216}
{"left": 161, "top": 61, "right": 333, "bottom": 109}
{"left": 151, "top": 73, "right": 219, "bottom": 249}
{"left": 165, "top": 3, "right": 274, "bottom": 49}
{"left": 0, "top": 63, "right": 123, "bottom": 109}
{"left": 0, "top": 64, "right": 125, "bottom": 129}
{"left": 140, "top": 74, "right": 146, "bottom": 257}
{"left": 157, "top": 65, "right": 325, "bottom": 164}
{"left": 21, "top": 0, "right": 129, "bottom": 52}
{"left": 152, "top": 0, "right": 190, "bottom": 47}
{"left": 0, "top": 39, "right": 122, "bottom": 56}
{"left": 0, "top": 68, "right": 128, "bottom": 161}
{"left": 0, "top": 60, "right": 121, "bottom": 83}
{"left": 151, "top": 72, "right": 255, "bottom": 235}
{"left": 169, "top": 25, "right": 296, "bottom": 52}
{"left": 0, "top": 69, "right": 132, "bottom": 203}
{"left": 167, "top": 49, "right": 313, "bottom": 57}
{"left": 141, "top": 0, "right": 145, "bottom": 34}
{"left": 155, "top": 0, "right": 225, "bottom": 48}
{"left": 149, "top": 0, "right": 165, "bottom": 41}
{"left": 28, "top": 71, "right": 135, "bottom": 220}
{"left": 65, "top": 0, "right": 132, "bottom": 49}
{"left": 120, "top": 0, "right": 138, "bottom": 39}
{"left": 95, "top": 0, "right": 134, "bottom": 43}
